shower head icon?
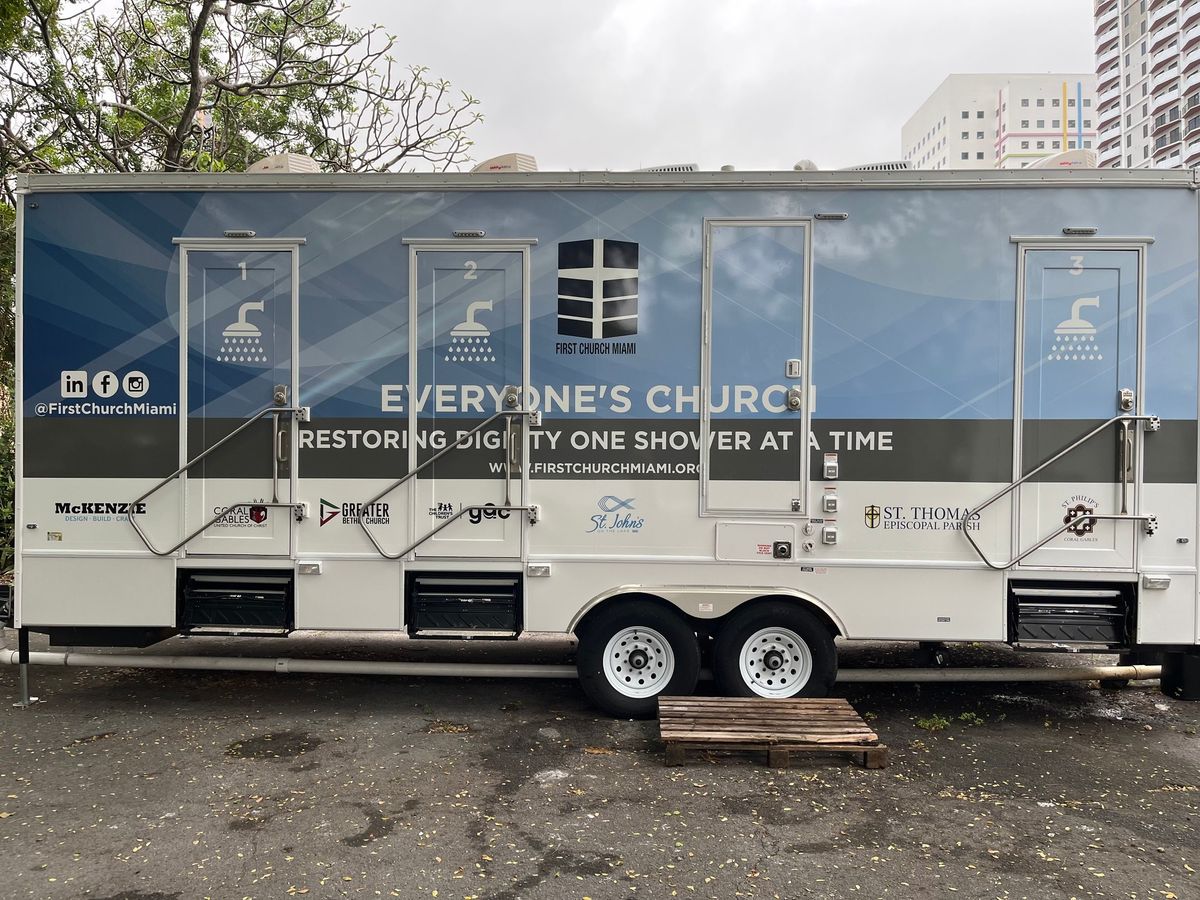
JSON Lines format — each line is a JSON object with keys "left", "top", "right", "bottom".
{"left": 446, "top": 300, "right": 497, "bottom": 364}
{"left": 217, "top": 300, "right": 268, "bottom": 364}
{"left": 1054, "top": 296, "right": 1099, "bottom": 336}
{"left": 1049, "top": 295, "right": 1101, "bottom": 362}
{"left": 224, "top": 300, "right": 265, "bottom": 338}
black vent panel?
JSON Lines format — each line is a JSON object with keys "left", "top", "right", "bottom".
{"left": 1009, "top": 581, "right": 1133, "bottom": 649}
{"left": 407, "top": 573, "right": 521, "bottom": 638}
{"left": 179, "top": 570, "right": 294, "bottom": 631}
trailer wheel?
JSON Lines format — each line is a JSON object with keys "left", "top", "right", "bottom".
{"left": 714, "top": 602, "right": 836, "bottom": 698}
{"left": 576, "top": 603, "right": 701, "bottom": 718}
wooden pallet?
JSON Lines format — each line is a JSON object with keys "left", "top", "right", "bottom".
{"left": 658, "top": 696, "right": 887, "bottom": 769}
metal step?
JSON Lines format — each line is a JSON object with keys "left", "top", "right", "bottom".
{"left": 183, "top": 625, "right": 291, "bottom": 637}
{"left": 414, "top": 629, "right": 519, "bottom": 640}
{"left": 1011, "top": 587, "right": 1121, "bottom": 599}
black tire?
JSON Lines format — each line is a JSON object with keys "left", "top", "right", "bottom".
{"left": 576, "top": 602, "right": 701, "bottom": 719}
{"left": 713, "top": 601, "right": 837, "bottom": 698}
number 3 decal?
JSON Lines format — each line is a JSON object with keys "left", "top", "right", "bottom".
{"left": 1069, "top": 255, "right": 1084, "bottom": 276}
{"left": 464, "top": 260, "right": 477, "bottom": 280}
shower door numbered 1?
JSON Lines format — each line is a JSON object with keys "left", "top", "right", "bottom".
{"left": 178, "top": 240, "right": 301, "bottom": 557}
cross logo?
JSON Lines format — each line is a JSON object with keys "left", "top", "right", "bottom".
{"left": 1063, "top": 503, "right": 1095, "bottom": 536}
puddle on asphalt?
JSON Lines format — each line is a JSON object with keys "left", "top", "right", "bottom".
{"left": 225, "top": 730, "right": 322, "bottom": 760}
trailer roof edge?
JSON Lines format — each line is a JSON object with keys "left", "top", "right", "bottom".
{"left": 15, "top": 169, "right": 1200, "bottom": 193}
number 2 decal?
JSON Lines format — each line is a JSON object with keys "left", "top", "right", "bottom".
{"left": 464, "top": 260, "right": 477, "bottom": 280}
{"left": 1069, "top": 255, "right": 1084, "bottom": 276}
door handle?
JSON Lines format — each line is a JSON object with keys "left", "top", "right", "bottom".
{"left": 507, "top": 417, "right": 523, "bottom": 472}
{"left": 786, "top": 387, "right": 803, "bottom": 411}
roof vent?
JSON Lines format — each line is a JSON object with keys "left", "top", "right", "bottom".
{"left": 1028, "top": 148, "right": 1097, "bottom": 169}
{"left": 635, "top": 162, "right": 699, "bottom": 173}
{"left": 839, "top": 160, "right": 912, "bottom": 172}
{"left": 470, "top": 153, "right": 538, "bottom": 173}
{"left": 246, "top": 153, "right": 320, "bottom": 174}
{"left": 793, "top": 159, "right": 819, "bottom": 171}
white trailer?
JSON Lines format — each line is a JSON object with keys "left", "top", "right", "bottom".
{"left": 12, "top": 168, "right": 1200, "bottom": 715}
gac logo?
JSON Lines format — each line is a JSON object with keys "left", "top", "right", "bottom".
{"left": 467, "top": 503, "right": 511, "bottom": 525}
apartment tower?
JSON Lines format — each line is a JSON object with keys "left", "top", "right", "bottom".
{"left": 902, "top": 74, "right": 1098, "bottom": 170}
{"left": 1095, "top": 0, "right": 1200, "bottom": 167}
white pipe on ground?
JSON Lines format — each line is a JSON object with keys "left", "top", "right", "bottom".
{"left": 0, "top": 650, "right": 578, "bottom": 679}
{"left": 837, "top": 664, "right": 1160, "bottom": 683}
{"left": 0, "top": 651, "right": 1160, "bottom": 684}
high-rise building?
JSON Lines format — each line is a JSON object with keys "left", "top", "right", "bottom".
{"left": 902, "top": 74, "right": 1099, "bottom": 170}
{"left": 1094, "top": 0, "right": 1200, "bottom": 168}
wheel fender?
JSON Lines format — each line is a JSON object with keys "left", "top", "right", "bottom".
{"left": 569, "top": 585, "right": 846, "bottom": 638}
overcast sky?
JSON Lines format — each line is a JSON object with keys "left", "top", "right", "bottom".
{"left": 347, "top": 0, "right": 1095, "bottom": 172}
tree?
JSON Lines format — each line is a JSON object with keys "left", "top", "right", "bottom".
{"left": 0, "top": 0, "right": 483, "bottom": 573}
{"left": 0, "top": 0, "right": 483, "bottom": 203}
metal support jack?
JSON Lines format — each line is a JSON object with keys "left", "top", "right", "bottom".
{"left": 13, "top": 628, "right": 39, "bottom": 708}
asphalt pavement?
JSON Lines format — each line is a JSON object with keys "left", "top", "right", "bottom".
{"left": 0, "top": 632, "right": 1196, "bottom": 900}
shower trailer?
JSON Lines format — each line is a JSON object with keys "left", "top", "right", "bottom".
{"left": 12, "top": 167, "right": 1200, "bottom": 716}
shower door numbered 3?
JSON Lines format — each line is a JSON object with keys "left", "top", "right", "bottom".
{"left": 178, "top": 240, "right": 301, "bottom": 557}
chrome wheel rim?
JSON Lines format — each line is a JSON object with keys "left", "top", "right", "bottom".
{"left": 602, "top": 626, "right": 675, "bottom": 698}
{"left": 738, "top": 627, "right": 812, "bottom": 698}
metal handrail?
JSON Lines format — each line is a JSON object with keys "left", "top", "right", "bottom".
{"left": 994, "top": 512, "right": 1157, "bottom": 570}
{"left": 374, "top": 503, "right": 538, "bottom": 561}
{"left": 357, "top": 409, "right": 535, "bottom": 559}
{"left": 127, "top": 405, "right": 302, "bottom": 556}
{"left": 963, "top": 413, "right": 1160, "bottom": 570}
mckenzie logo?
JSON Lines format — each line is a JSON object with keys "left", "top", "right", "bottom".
{"left": 55, "top": 501, "right": 146, "bottom": 515}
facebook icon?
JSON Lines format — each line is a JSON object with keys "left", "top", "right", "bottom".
{"left": 91, "top": 370, "right": 118, "bottom": 398}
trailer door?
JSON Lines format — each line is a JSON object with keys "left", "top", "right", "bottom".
{"left": 410, "top": 245, "right": 529, "bottom": 558}
{"left": 1016, "top": 246, "right": 1142, "bottom": 570}
{"left": 181, "top": 243, "right": 299, "bottom": 557}
{"left": 701, "top": 220, "right": 811, "bottom": 515}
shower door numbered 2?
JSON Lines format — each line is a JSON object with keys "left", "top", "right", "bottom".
{"left": 408, "top": 242, "right": 531, "bottom": 558}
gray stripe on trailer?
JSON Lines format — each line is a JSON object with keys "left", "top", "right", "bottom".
{"left": 22, "top": 416, "right": 1197, "bottom": 482}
